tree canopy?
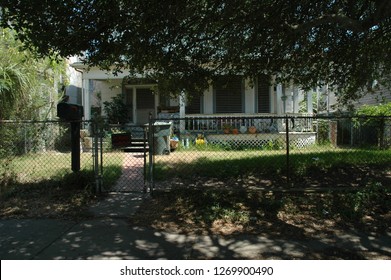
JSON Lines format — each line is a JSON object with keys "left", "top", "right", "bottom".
{"left": 1, "top": 0, "right": 390, "bottom": 104}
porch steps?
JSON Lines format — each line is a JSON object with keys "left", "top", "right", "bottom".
{"left": 122, "top": 138, "right": 149, "bottom": 153}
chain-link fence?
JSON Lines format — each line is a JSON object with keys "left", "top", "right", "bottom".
{"left": 0, "top": 120, "right": 95, "bottom": 195}
{"left": 149, "top": 115, "right": 391, "bottom": 191}
{"left": 2, "top": 116, "right": 390, "bottom": 197}
{"left": 0, "top": 119, "right": 150, "bottom": 196}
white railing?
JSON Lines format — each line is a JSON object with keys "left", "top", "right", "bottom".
{"left": 184, "top": 113, "right": 314, "bottom": 133}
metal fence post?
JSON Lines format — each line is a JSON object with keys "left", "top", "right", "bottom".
{"left": 285, "top": 115, "right": 290, "bottom": 187}
{"left": 93, "top": 121, "right": 102, "bottom": 193}
{"left": 143, "top": 126, "right": 147, "bottom": 193}
{"left": 148, "top": 113, "right": 154, "bottom": 194}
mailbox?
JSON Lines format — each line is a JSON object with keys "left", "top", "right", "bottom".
{"left": 57, "top": 102, "right": 84, "bottom": 172}
{"left": 57, "top": 103, "right": 84, "bottom": 120}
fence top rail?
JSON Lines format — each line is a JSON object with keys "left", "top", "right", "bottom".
{"left": 0, "top": 119, "right": 93, "bottom": 124}
{"left": 153, "top": 115, "right": 391, "bottom": 122}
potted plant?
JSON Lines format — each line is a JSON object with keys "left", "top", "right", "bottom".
{"left": 232, "top": 128, "right": 239, "bottom": 134}
{"left": 195, "top": 134, "right": 207, "bottom": 145}
{"left": 240, "top": 125, "right": 247, "bottom": 134}
{"left": 248, "top": 126, "right": 257, "bottom": 134}
{"left": 222, "top": 124, "right": 232, "bottom": 134}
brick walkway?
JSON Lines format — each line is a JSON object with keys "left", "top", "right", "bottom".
{"left": 111, "top": 153, "right": 146, "bottom": 192}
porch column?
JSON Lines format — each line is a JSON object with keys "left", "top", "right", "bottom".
{"left": 179, "top": 92, "right": 186, "bottom": 134}
{"left": 292, "top": 87, "right": 299, "bottom": 113}
{"left": 244, "top": 79, "right": 255, "bottom": 114}
{"left": 307, "top": 91, "right": 313, "bottom": 114}
{"left": 82, "top": 78, "right": 91, "bottom": 120}
{"left": 270, "top": 85, "right": 276, "bottom": 114}
{"left": 203, "top": 84, "right": 214, "bottom": 114}
{"left": 132, "top": 87, "right": 137, "bottom": 123}
{"left": 276, "top": 84, "right": 284, "bottom": 115}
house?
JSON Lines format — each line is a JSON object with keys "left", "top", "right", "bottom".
{"left": 64, "top": 56, "right": 83, "bottom": 105}
{"left": 70, "top": 61, "right": 321, "bottom": 149}
{"left": 71, "top": 62, "right": 315, "bottom": 120}
{"left": 354, "top": 82, "right": 391, "bottom": 107}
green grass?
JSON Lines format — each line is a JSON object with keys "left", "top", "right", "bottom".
{"left": 0, "top": 151, "right": 125, "bottom": 193}
{"left": 154, "top": 148, "right": 391, "bottom": 181}
{"left": 101, "top": 152, "right": 125, "bottom": 187}
{"left": 1, "top": 152, "right": 93, "bottom": 182}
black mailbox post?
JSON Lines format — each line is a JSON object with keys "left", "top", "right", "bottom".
{"left": 57, "top": 102, "right": 84, "bottom": 172}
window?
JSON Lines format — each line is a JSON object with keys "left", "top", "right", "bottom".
{"left": 214, "top": 75, "right": 244, "bottom": 113}
{"left": 186, "top": 95, "right": 202, "bottom": 114}
{"left": 257, "top": 75, "right": 271, "bottom": 113}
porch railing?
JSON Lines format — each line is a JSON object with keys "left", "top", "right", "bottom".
{"left": 184, "top": 113, "right": 314, "bottom": 134}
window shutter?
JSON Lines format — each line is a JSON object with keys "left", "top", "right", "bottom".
{"left": 257, "top": 76, "right": 270, "bottom": 113}
{"left": 215, "top": 76, "right": 243, "bottom": 113}
{"left": 186, "top": 95, "right": 201, "bottom": 114}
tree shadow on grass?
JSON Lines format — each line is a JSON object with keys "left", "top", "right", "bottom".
{"left": 154, "top": 149, "right": 391, "bottom": 190}
{"left": 0, "top": 170, "right": 97, "bottom": 219}
{"left": 131, "top": 185, "right": 391, "bottom": 259}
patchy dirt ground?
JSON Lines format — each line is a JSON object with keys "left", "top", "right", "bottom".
{"left": 130, "top": 186, "right": 391, "bottom": 259}
{"left": 0, "top": 182, "right": 98, "bottom": 220}
{"left": 131, "top": 187, "right": 391, "bottom": 236}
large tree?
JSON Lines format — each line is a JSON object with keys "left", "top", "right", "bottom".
{"left": 1, "top": 0, "right": 390, "bottom": 104}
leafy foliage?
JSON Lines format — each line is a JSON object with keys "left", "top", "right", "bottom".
{"left": 103, "top": 95, "right": 129, "bottom": 124}
{"left": 356, "top": 102, "right": 391, "bottom": 116}
{"left": 1, "top": 1, "right": 391, "bottom": 103}
{"left": 355, "top": 102, "right": 391, "bottom": 148}
{"left": 0, "top": 28, "right": 67, "bottom": 120}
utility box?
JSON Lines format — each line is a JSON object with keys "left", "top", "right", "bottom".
{"left": 152, "top": 122, "right": 172, "bottom": 155}
{"left": 57, "top": 103, "right": 84, "bottom": 121}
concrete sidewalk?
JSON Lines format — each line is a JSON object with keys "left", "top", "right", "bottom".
{"left": 1, "top": 192, "right": 390, "bottom": 260}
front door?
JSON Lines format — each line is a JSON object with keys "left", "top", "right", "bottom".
{"left": 136, "top": 88, "right": 155, "bottom": 124}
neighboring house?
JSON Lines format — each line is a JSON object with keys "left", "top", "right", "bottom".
{"left": 65, "top": 56, "right": 83, "bottom": 105}
{"left": 334, "top": 83, "right": 391, "bottom": 147}
{"left": 354, "top": 83, "right": 391, "bottom": 108}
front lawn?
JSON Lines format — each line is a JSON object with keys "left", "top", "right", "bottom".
{"left": 0, "top": 152, "right": 124, "bottom": 219}
{"left": 153, "top": 148, "right": 391, "bottom": 188}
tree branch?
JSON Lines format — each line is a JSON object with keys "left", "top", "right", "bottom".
{"left": 289, "top": 14, "right": 367, "bottom": 35}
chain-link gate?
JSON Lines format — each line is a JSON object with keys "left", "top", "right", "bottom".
{"left": 92, "top": 122, "right": 150, "bottom": 193}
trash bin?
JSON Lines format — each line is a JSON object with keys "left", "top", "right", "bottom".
{"left": 151, "top": 122, "right": 172, "bottom": 155}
